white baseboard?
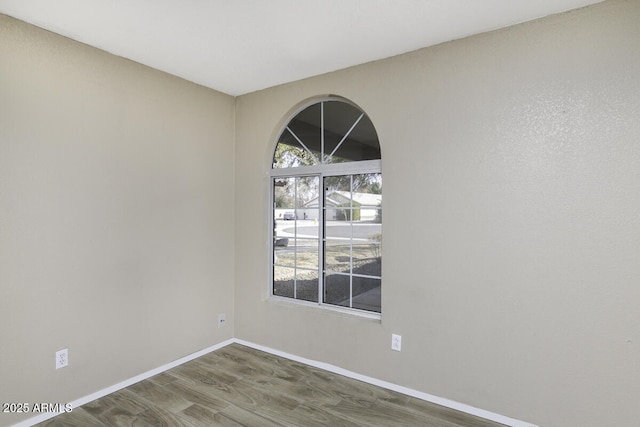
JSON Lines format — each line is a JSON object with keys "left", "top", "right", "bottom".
{"left": 234, "top": 339, "right": 538, "bottom": 427}
{"left": 15, "top": 337, "right": 537, "bottom": 427}
{"left": 13, "top": 338, "right": 235, "bottom": 427}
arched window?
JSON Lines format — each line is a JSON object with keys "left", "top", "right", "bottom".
{"left": 271, "top": 98, "right": 382, "bottom": 314}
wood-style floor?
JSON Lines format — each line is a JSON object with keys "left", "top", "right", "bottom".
{"left": 37, "top": 343, "right": 507, "bottom": 427}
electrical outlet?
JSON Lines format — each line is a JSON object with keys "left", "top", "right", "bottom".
{"left": 55, "top": 349, "right": 68, "bottom": 369}
{"left": 218, "top": 313, "right": 226, "bottom": 328}
{"left": 391, "top": 334, "right": 402, "bottom": 352}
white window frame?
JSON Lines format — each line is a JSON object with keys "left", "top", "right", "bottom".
{"left": 269, "top": 97, "right": 382, "bottom": 318}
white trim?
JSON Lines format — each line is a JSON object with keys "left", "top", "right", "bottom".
{"left": 14, "top": 339, "right": 235, "bottom": 427}
{"left": 271, "top": 159, "right": 381, "bottom": 177}
{"left": 268, "top": 294, "right": 382, "bottom": 320}
{"left": 234, "top": 339, "right": 539, "bottom": 427}
{"left": 16, "top": 337, "right": 538, "bottom": 427}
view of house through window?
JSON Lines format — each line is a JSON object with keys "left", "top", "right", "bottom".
{"left": 271, "top": 98, "right": 382, "bottom": 313}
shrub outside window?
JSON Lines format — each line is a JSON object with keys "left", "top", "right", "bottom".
{"left": 271, "top": 98, "right": 382, "bottom": 314}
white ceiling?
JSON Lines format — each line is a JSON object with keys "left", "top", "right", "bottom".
{"left": 0, "top": 0, "right": 603, "bottom": 96}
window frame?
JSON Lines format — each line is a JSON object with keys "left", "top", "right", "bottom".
{"left": 269, "top": 97, "right": 382, "bottom": 318}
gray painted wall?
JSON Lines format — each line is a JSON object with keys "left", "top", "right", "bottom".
{"left": 234, "top": 1, "right": 640, "bottom": 426}
{"left": 0, "top": 15, "right": 236, "bottom": 426}
{"left": 1, "top": 1, "right": 639, "bottom": 426}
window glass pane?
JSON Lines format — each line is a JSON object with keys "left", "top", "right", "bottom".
{"left": 325, "top": 217, "right": 351, "bottom": 239}
{"left": 351, "top": 173, "right": 382, "bottom": 196}
{"left": 325, "top": 275, "right": 381, "bottom": 312}
{"left": 351, "top": 276, "right": 381, "bottom": 313}
{"left": 275, "top": 220, "right": 295, "bottom": 241}
{"left": 325, "top": 175, "right": 351, "bottom": 194}
{"left": 273, "top": 178, "right": 293, "bottom": 267}
{"left": 291, "top": 218, "right": 319, "bottom": 241}
{"left": 284, "top": 103, "right": 322, "bottom": 165}
{"left": 274, "top": 266, "right": 319, "bottom": 303}
{"left": 274, "top": 238, "right": 319, "bottom": 268}
{"left": 323, "top": 101, "right": 365, "bottom": 163}
{"left": 273, "top": 266, "right": 295, "bottom": 298}
{"left": 324, "top": 242, "right": 351, "bottom": 273}
{"left": 325, "top": 207, "right": 352, "bottom": 223}
{"left": 324, "top": 273, "right": 350, "bottom": 307}
{"left": 274, "top": 245, "right": 295, "bottom": 267}
{"left": 295, "top": 238, "right": 319, "bottom": 270}
{"left": 327, "top": 113, "right": 381, "bottom": 163}
{"left": 351, "top": 173, "right": 382, "bottom": 224}
{"left": 295, "top": 176, "right": 320, "bottom": 208}
{"left": 295, "top": 269, "right": 318, "bottom": 302}
{"left": 352, "top": 242, "right": 381, "bottom": 278}
{"left": 273, "top": 139, "right": 319, "bottom": 168}
{"left": 274, "top": 176, "right": 319, "bottom": 237}
{"left": 274, "top": 177, "right": 295, "bottom": 210}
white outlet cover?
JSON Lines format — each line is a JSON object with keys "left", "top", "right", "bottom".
{"left": 56, "top": 348, "right": 68, "bottom": 369}
{"left": 392, "top": 334, "right": 402, "bottom": 351}
{"left": 218, "top": 313, "right": 226, "bottom": 328}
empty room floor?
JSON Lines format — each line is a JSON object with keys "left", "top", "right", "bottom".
{"left": 36, "top": 344, "right": 507, "bottom": 427}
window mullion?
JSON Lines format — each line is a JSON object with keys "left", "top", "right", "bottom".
{"left": 349, "top": 175, "right": 354, "bottom": 309}
{"left": 321, "top": 102, "right": 325, "bottom": 164}
{"left": 319, "top": 173, "right": 324, "bottom": 305}
{"left": 293, "top": 177, "right": 298, "bottom": 300}
{"left": 319, "top": 102, "right": 325, "bottom": 304}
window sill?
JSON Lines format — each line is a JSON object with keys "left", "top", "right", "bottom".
{"left": 268, "top": 295, "right": 382, "bottom": 322}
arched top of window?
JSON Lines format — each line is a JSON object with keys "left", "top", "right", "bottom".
{"left": 272, "top": 99, "right": 380, "bottom": 169}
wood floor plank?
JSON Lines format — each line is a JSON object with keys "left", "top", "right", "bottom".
{"left": 301, "top": 371, "right": 389, "bottom": 406}
{"left": 135, "top": 406, "right": 185, "bottom": 427}
{"left": 92, "top": 406, "right": 141, "bottom": 427}
{"left": 216, "top": 345, "right": 301, "bottom": 381}
{"left": 171, "top": 358, "right": 243, "bottom": 387}
{"left": 221, "top": 377, "right": 304, "bottom": 413}
{"left": 35, "top": 343, "right": 510, "bottom": 427}
{"left": 250, "top": 374, "right": 342, "bottom": 407}
{"left": 375, "top": 394, "right": 508, "bottom": 427}
{"left": 289, "top": 402, "right": 367, "bottom": 427}
{"left": 215, "top": 403, "right": 289, "bottom": 427}
{"left": 126, "top": 378, "right": 193, "bottom": 414}
{"left": 148, "top": 371, "right": 180, "bottom": 387}
{"left": 169, "top": 370, "right": 261, "bottom": 409}
{"left": 162, "top": 378, "right": 231, "bottom": 413}
{"left": 325, "top": 398, "right": 460, "bottom": 427}
{"left": 81, "top": 389, "right": 149, "bottom": 419}
{"left": 38, "top": 407, "right": 104, "bottom": 427}
{"left": 175, "top": 403, "right": 220, "bottom": 427}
